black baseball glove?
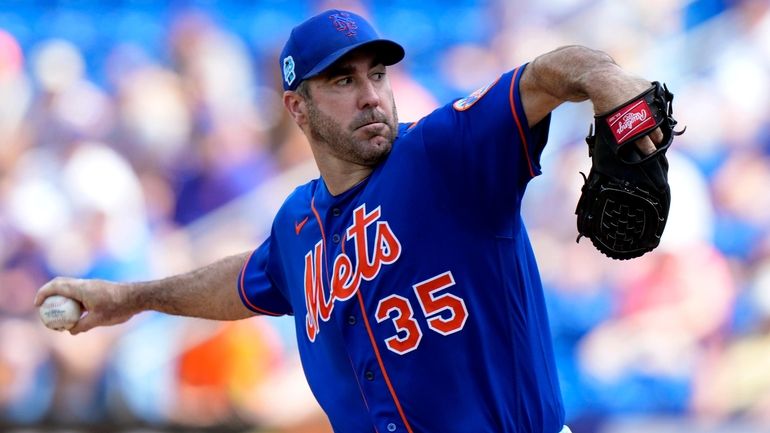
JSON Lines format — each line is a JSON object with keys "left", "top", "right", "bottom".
{"left": 575, "top": 81, "right": 684, "bottom": 260}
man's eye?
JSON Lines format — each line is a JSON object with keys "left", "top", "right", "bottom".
{"left": 372, "top": 72, "right": 385, "bottom": 80}
{"left": 335, "top": 77, "right": 353, "bottom": 86}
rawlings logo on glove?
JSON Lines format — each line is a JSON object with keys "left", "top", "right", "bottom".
{"left": 611, "top": 102, "right": 654, "bottom": 143}
{"left": 575, "top": 81, "right": 684, "bottom": 260}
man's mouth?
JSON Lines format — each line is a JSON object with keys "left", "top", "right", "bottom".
{"left": 354, "top": 121, "right": 388, "bottom": 134}
{"left": 357, "top": 121, "right": 385, "bottom": 128}
{"left": 353, "top": 112, "right": 388, "bottom": 130}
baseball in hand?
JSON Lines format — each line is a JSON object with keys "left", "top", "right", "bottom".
{"left": 39, "top": 295, "right": 83, "bottom": 331}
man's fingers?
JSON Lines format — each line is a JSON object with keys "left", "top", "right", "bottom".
{"left": 635, "top": 135, "right": 656, "bottom": 156}
{"left": 649, "top": 127, "right": 664, "bottom": 146}
{"left": 33, "top": 291, "right": 45, "bottom": 307}
{"left": 34, "top": 277, "right": 74, "bottom": 306}
{"left": 69, "top": 312, "right": 96, "bottom": 336}
{"left": 34, "top": 281, "right": 52, "bottom": 306}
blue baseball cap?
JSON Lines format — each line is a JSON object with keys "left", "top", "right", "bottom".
{"left": 280, "top": 9, "right": 405, "bottom": 91}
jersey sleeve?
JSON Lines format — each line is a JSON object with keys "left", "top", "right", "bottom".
{"left": 237, "top": 235, "right": 293, "bottom": 316}
{"left": 420, "top": 63, "right": 551, "bottom": 207}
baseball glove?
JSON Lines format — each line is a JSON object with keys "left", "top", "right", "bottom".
{"left": 575, "top": 81, "right": 684, "bottom": 260}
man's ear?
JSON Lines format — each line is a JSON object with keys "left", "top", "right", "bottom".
{"left": 283, "top": 91, "right": 307, "bottom": 126}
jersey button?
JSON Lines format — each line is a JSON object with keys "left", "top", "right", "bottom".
{"left": 387, "top": 423, "right": 397, "bottom": 432}
{"left": 332, "top": 233, "right": 341, "bottom": 243}
{"left": 347, "top": 315, "right": 356, "bottom": 325}
{"left": 332, "top": 207, "right": 341, "bottom": 217}
{"left": 365, "top": 371, "right": 375, "bottom": 381}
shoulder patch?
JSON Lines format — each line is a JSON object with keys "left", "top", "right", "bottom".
{"left": 452, "top": 78, "right": 500, "bottom": 111}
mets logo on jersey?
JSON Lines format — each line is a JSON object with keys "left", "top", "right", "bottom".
{"left": 303, "top": 204, "right": 401, "bottom": 342}
{"left": 453, "top": 78, "right": 500, "bottom": 111}
{"left": 302, "top": 203, "right": 470, "bottom": 356}
{"left": 329, "top": 12, "right": 358, "bottom": 37}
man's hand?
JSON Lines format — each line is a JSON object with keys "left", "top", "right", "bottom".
{"left": 521, "top": 45, "right": 664, "bottom": 155}
{"left": 587, "top": 71, "right": 664, "bottom": 155}
{"left": 34, "top": 277, "right": 136, "bottom": 335}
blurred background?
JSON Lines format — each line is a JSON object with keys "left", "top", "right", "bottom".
{"left": 1, "top": 0, "right": 769, "bottom": 432}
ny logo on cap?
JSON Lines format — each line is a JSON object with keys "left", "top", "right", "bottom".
{"left": 329, "top": 12, "right": 357, "bottom": 37}
{"left": 283, "top": 56, "right": 296, "bottom": 86}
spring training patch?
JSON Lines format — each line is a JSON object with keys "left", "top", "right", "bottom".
{"left": 283, "top": 56, "right": 296, "bottom": 86}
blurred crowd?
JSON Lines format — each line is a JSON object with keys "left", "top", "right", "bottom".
{"left": 1, "top": 0, "right": 769, "bottom": 432}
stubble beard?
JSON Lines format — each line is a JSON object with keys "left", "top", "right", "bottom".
{"left": 306, "top": 97, "right": 399, "bottom": 167}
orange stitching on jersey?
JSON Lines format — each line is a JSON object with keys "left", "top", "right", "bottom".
{"left": 340, "top": 240, "right": 376, "bottom": 419}
{"left": 313, "top": 205, "right": 412, "bottom": 432}
{"left": 310, "top": 197, "right": 333, "bottom": 286}
{"left": 344, "top": 231, "right": 414, "bottom": 431}
{"left": 347, "top": 350, "right": 375, "bottom": 413}
{"left": 356, "top": 290, "right": 415, "bottom": 433}
{"left": 509, "top": 66, "right": 535, "bottom": 178}
{"left": 239, "top": 249, "right": 283, "bottom": 316}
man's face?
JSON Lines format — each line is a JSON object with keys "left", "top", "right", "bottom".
{"left": 302, "top": 50, "right": 399, "bottom": 167}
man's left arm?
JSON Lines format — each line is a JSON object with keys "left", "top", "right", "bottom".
{"left": 519, "top": 45, "right": 663, "bottom": 154}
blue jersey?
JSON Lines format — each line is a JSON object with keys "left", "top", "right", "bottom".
{"left": 238, "top": 65, "right": 565, "bottom": 433}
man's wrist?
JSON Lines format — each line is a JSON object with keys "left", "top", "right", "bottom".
{"left": 583, "top": 66, "right": 651, "bottom": 115}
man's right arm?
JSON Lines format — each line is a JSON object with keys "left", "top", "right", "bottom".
{"left": 34, "top": 252, "right": 256, "bottom": 335}
{"left": 519, "top": 45, "right": 663, "bottom": 154}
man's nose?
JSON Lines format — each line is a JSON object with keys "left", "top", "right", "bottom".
{"left": 358, "top": 80, "right": 381, "bottom": 109}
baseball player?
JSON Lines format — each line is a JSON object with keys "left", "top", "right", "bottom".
{"left": 35, "top": 9, "right": 672, "bottom": 433}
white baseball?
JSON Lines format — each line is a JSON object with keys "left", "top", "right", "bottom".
{"left": 39, "top": 295, "right": 83, "bottom": 331}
